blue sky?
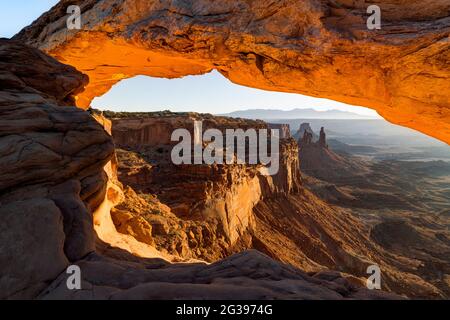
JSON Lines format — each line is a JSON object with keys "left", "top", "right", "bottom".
{"left": 0, "top": 1, "right": 59, "bottom": 38}
{"left": 2, "top": 1, "right": 380, "bottom": 117}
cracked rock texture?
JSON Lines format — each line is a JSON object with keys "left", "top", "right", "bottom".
{"left": 15, "top": 0, "right": 450, "bottom": 144}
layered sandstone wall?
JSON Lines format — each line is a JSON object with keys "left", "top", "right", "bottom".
{"left": 106, "top": 114, "right": 444, "bottom": 298}
{"left": 0, "top": 39, "right": 114, "bottom": 298}
{"left": 107, "top": 112, "right": 266, "bottom": 146}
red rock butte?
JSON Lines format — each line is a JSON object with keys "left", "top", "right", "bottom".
{"left": 15, "top": 0, "right": 450, "bottom": 144}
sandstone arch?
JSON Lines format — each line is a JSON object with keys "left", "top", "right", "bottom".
{"left": 15, "top": 0, "right": 450, "bottom": 143}
{"left": 2, "top": 0, "right": 450, "bottom": 300}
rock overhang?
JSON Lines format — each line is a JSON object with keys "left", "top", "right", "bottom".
{"left": 13, "top": 0, "right": 450, "bottom": 144}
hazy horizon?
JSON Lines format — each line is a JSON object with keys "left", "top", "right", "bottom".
{"left": 91, "top": 72, "right": 382, "bottom": 118}
{"left": 97, "top": 105, "right": 380, "bottom": 119}
{"left": 218, "top": 107, "right": 379, "bottom": 119}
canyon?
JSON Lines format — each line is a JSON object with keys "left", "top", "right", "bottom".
{"left": 0, "top": 0, "right": 449, "bottom": 300}
{"left": 297, "top": 125, "right": 450, "bottom": 297}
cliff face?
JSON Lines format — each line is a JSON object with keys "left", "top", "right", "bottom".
{"left": 268, "top": 123, "right": 291, "bottom": 139}
{"left": 0, "top": 39, "right": 114, "bottom": 298}
{"left": 15, "top": 0, "right": 450, "bottom": 144}
{"left": 294, "top": 123, "right": 318, "bottom": 141}
{"left": 107, "top": 112, "right": 300, "bottom": 261}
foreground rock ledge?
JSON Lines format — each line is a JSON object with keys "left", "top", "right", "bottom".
{"left": 15, "top": 0, "right": 450, "bottom": 144}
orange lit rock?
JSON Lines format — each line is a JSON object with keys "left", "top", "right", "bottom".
{"left": 15, "top": 0, "right": 450, "bottom": 143}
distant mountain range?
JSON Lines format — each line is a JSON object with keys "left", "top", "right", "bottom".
{"left": 219, "top": 108, "right": 379, "bottom": 120}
